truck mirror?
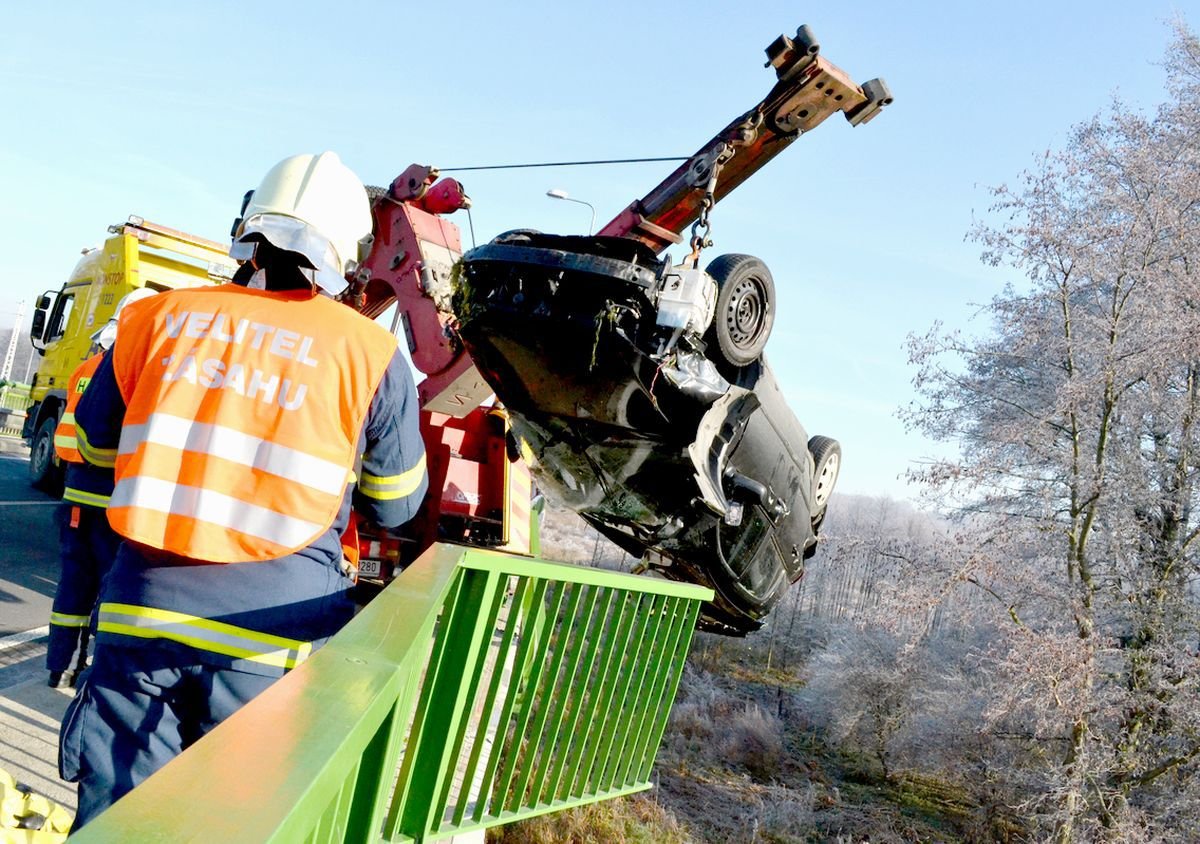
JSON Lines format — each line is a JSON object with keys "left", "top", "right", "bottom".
{"left": 30, "top": 290, "right": 56, "bottom": 349}
{"left": 30, "top": 309, "right": 46, "bottom": 344}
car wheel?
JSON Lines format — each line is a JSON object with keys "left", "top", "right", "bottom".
{"left": 808, "top": 435, "right": 841, "bottom": 519}
{"left": 29, "top": 415, "right": 64, "bottom": 496}
{"left": 705, "top": 254, "right": 776, "bottom": 368}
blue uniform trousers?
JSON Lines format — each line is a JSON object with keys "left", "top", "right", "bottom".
{"left": 47, "top": 502, "right": 120, "bottom": 674}
{"left": 59, "top": 643, "right": 275, "bottom": 831}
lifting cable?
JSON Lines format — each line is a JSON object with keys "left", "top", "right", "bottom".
{"left": 440, "top": 156, "right": 687, "bottom": 172}
{"left": 443, "top": 156, "right": 688, "bottom": 248}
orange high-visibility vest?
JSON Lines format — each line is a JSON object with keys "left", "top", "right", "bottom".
{"left": 109, "top": 284, "right": 397, "bottom": 563}
{"left": 54, "top": 353, "right": 105, "bottom": 464}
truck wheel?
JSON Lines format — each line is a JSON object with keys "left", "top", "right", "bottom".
{"left": 29, "top": 416, "right": 63, "bottom": 496}
{"left": 705, "top": 254, "right": 776, "bottom": 368}
{"left": 808, "top": 435, "right": 841, "bottom": 520}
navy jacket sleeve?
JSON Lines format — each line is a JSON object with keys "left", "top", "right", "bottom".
{"left": 73, "top": 349, "right": 126, "bottom": 469}
{"left": 353, "top": 349, "right": 428, "bottom": 528}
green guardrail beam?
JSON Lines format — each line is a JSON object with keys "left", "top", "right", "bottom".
{"left": 71, "top": 543, "right": 711, "bottom": 843}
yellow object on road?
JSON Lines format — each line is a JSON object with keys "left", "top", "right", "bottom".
{"left": 0, "top": 768, "right": 72, "bottom": 844}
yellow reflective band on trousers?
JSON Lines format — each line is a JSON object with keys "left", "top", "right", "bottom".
{"left": 97, "top": 603, "right": 313, "bottom": 670}
{"left": 359, "top": 452, "right": 427, "bottom": 501}
{"left": 63, "top": 487, "right": 112, "bottom": 507}
{"left": 50, "top": 612, "right": 89, "bottom": 628}
{"left": 77, "top": 426, "right": 118, "bottom": 469}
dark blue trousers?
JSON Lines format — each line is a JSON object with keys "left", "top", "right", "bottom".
{"left": 47, "top": 502, "right": 120, "bottom": 673}
{"left": 59, "top": 643, "right": 276, "bottom": 831}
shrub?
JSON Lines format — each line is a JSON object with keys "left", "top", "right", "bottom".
{"left": 722, "top": 703, "right": 784, "bottom": 783}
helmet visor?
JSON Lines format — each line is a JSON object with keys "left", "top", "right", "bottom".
{"left": 233, "top": 213, "right": 347, "bottom": 294}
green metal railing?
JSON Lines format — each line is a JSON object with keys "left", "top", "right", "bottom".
{"left": 0, "top": 384, "right": 30, "bottom": 438}
{"left": 72, "top": 543, "right": 710, "bottom": 843}
{"left": 0, "top": 383, "right": 31, "bottom": 409}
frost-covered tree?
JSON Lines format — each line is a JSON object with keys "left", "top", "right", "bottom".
{"left": 906, "top": 22, "right": 1200, "bottom": 843}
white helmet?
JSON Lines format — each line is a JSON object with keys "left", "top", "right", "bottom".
{"left": 93, "top": 286, "right": 157, "bottom": 350}
{"left": 230, "top": 152, "right": 372, "bottom": 295}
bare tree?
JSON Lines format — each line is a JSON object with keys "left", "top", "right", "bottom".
{"left": 905, "top": 22, "right": 1200, "bottom": 843}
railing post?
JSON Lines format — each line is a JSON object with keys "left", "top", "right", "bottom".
{"left": 390, "top": 565, "right": 502, "bottom": 840}
{"left": 343, "top": 661, "right": 424, "bottom": 844}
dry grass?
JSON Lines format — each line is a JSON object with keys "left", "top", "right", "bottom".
{"left": 487, "top": 792, "right": 689, "bottom": 844}
{"left": 651, "top": 653, "right": 991, "bottom": 842}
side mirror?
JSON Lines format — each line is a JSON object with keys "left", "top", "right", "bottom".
{"left": 30, "top": 309, "right": 46, "bottom": 344}
{"left": 30, "top": 290, "right": 55, "bottom": 350}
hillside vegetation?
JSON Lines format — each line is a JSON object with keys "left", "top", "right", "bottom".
{"left": 502, "top": 496, "right": 1016, "bottom": 843}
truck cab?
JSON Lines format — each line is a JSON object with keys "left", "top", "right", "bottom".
{"left": 24, "top": 217, "right": 235, "bottom": 492}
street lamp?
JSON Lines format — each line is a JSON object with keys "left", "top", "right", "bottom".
{"left": 546, "top": 188, "right": 596, "bottom": 235}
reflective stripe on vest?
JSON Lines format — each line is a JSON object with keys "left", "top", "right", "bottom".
{"left": 50, "top": 612, "right": 89, "bottom": 628}
{"left": 119, "top": 413, "right": 352, "bottom": 495}
{"left": 54, "top": 411, "right": 78, "bottom": 451}
{"left": 97, "top": 602, "right": 312, "bottom": 670}
{"left": 109, "top": 476, "right": 324, "bottom": 550}
{"left": 55, "top": 354, "right": 104, "bottom": 464}
{"left": 110, "top": 285, "right": 397, "bottom": 562}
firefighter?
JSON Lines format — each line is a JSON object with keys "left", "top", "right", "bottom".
{"left": 59, "top": 152, "right": 428, "bottom": 829}
{"left": 45, "top": 289, "right": 155, "bottom": 688}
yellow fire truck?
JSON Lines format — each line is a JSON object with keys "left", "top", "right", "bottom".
{"left": 23, "top": 217, "right": 235, "bottom": 491}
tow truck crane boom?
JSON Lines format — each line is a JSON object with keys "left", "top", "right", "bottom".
{"left": 600, "top": 25, "right": 892, "bottom": 251}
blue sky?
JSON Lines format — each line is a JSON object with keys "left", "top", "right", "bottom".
{"left": 2, "top": 2, "right": 1196, "bottom": 498}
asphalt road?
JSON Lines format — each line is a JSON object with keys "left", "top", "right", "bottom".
{"left": 0, "top": 446, "right": 59, "bottom": 693}
{"left": 0, "top": 446, "right": 76, "bottom": 812}
{"left": 0, "top": 450, "right": 58, "bottom": 636}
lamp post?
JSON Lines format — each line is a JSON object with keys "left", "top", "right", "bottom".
{"left": 546, "top": 189, "right": 596, "bottom": 235}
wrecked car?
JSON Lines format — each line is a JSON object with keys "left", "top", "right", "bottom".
{"left": 455, "top": 231, "right": 840, "bottom": 634}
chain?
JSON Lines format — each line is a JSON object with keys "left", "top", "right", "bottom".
{"left": 687, "top": 142, "right": 740, "bottom": 268}
{"left": 687, "top": 171, "right": 719, "bottom": 268}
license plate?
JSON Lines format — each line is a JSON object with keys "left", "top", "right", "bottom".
{"left": 358, "top": 559, "right": 382, "bottom": 578}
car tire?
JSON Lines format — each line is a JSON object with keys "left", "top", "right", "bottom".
{"left": 808, "top": 435, "right": 841, "bottom": 520}
{"left": 29, "top": 415, "right": 64, "bottom": 496}
{"left": 705, "top": 254, "right": 776, "bottom": 368}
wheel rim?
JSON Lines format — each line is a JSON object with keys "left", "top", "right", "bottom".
{"left": 813, "top": 452, "right": 840, "bottom": 509}
{"left": 724, "top": 277, "right": 768, "bottom": 352}
{"left": 31, "top": 433, "right": 51, "bottom": 475}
